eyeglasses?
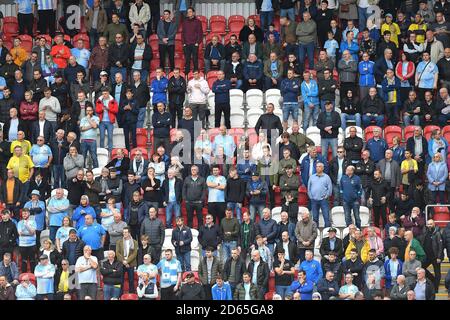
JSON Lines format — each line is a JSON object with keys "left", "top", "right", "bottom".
{"left": 337, "top": 151, "right": 344, "bottom": 153}
{"left": 61, "top": 263, "right": 68, "bottom": 265}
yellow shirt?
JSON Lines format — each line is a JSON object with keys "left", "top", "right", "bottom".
{"left": 401, "top": 158, "right": 418, "bottom": 185}
{"left": 58, "top": 270, "right": 69, "bottom": 293}
{"left": 10, "top": 140, "right": 32, "bottom": 155}
{"left": 381, "top": 23, "right": 401, "bottom": 47}
{"left": 6, "top": 179, "right": 15, "bottom": 204}
{"left": 408, "top": 23, "right": 427, "bottom": 44}
{"left": 10, "top": 47, "right": 28, "bottom": 67}
{"left": 7, "top": 155, "right": 34, "bottom": 183}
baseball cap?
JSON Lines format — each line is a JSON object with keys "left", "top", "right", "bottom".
{"left": 100, "top": 71, "right": 108, "bottom": 76}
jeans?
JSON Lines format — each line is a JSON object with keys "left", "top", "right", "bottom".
{"left": 311, "top": 199, "right": 331, "bottom": 227}
{"left": 343, "top": 200, "right": 361, "bottom": 229}
{"left": 249, "top": 203, "right": 266, "bottom": 221}
{"left": 221, "top": 241, "right": 237, "bottom": 264}
{"left": 280, "top": 8, "right": 295, "bottom": 21}
{"left": 99, "top": 121, "right": 114, "bottom": 152}
{"left": 88, "top": 28, "right": 99, "bottom": 51}
{"left": 282, "top": 102, "right": 299, "bottom": 122}
{"left": 226, "top": 202, "right": 242, "bottom": 223}
{"left": 362, "top": 114, "right": 384, "bottom": 128}
{"left": 321, "top": 138, "right": 338, "bottom": 158}
{"left": 303, "top": 103, "right": 320, "bottom": 130}
{"left": 121, "top": 266, "right": 135, "bottom": 294}
{"left": 260, "top": 11, "right": 274, "bottom": 32}
{"left": 276, "top": 285, "right": 292, "bottom": 300}
{"left": 298, "top": 42, "right": 315, "bottom": 69}
{"left": 79, "top": 283, "right": 97, "bottom": 300}
{"left": 81, "top": 139, "right": 99, "bottom": 168}
{"left": 333, "top": 184, "right": 342, "bottom": 206}
{"left": 137, "top": 107, "right": 147, "bottom": 129}
{"left": 358, "top": 6, "right": 371, "bottom": 29}
{"left": 166, "top": 201, "right": 181, "bottom": 228}
{"left": 103, "top": 284, "right": 121, "bottom": 300}
{"left": 110, "top": 67, "right": 127, "bottom": 84}
{"left": 403, "top": 114, "right": 420, "bottom": 126}
{"left": 52, "top": 164, "right": 65, "bottom": 188}
{"left": 341, "top": 113, "right": 362, "bottom": 130}
{"left": 176, "top": 250, "right": 191, "bottom": 272}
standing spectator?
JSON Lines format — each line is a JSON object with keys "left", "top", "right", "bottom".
{"left": 226, "top": 167, "right": 246, "bottom": 222}
{"left": 246, "top": 172, "right": 268, "bottom": 221}
{"left": 415, "top": 52, "right": 439, "bottom": 100}
{"left": 421, "top": 219, "right": 444, "bottom": 293}
{"left": 427, "top": 153, "right": 448, "bottom": 204}
{"left": 390, "top": 274, "right": 408, "bottom": 300}
{"left": 152, "top": 102, "right": 171, "bottom": 153}
{"left": 368, "top": 169, "right": 390, "bottom": 229}
{"left": 206, "top": 165, "right": 227, "bottom": 224}
{"left": 256, "top": 208, "right": 278, "bottom": 254}
{"left": 295, "top": 211, "right": 318, "bottom": 262}
{"left": 182, "top": 7, "right": 203, "bottom": 74}
{"left": 29, "top": 136, "right": 52, "bottom": 183}
{"left": 128, "top": 0, "right": 150, "bottom": 32}
{"left": 211, "top": 275, "right": 232, "bottom": 300}
{"left": 204, "top": 35, "right": 226, "bottom": 73}
{"left": 140, "top": 207, "right": 165, "bottom": 264}
{"left": 15, "top": 0, "right": 35, "bottom": 37}
{"left": 46, "top": 188, "right": 69, "bottom": 243}
{"left": 15, "top": 273, "right": 37, "bottom": 300}
{"left": 104, "top": 13, "right": 129, "bottom": 45}
{"left": 247, "top": 250, "right": 270, "bottom": 300}
{"left": 338, "top": 50, "right": 358, "bottom": 99}
{"left": 255, "top": 103, "right": 283, "bottom": 144}
{"left": 182, "top": 165, "right": 206, "bottom": 229}
{"left": 49, "top": 35, "right": 71, "bottom": 69}
{"left": 108, "top": 32, "right": 129, "bottom": 83}
{"left": 280, "top": 68, "right": 300, "bottom": 131}
{"left": 0, "top": 169, "right": 23, "bottom": 220}
{"left": 89, "top": 37, "right": 109, "bottom": 82}
{"left": 410, "top": 268, "right": 435, "bottom": 300}
{"left": 63, "top": 146, "right": 84, "bottom": 181}
{"left": 301, "top": 70, "right": 320, "bottom": 130}
{"left": 167, "top": 68, "right": 186, "bottom": 127}
{"left": 376, "top": 149, "right": 402, "bottom": 212}
{"left": 299, "top": 250, "right": 323, "bottom": 285}
{"left": 61, "top": 230, "right": 85, "bottom": 267}
{"left": 308, "top": 162, "right": 333, "bottom": 228}
{"left": 0, "top": 210, "right": 18, "bottom": 262}
{"left": 242, "top": 34, "right": 264, "bottom": 61}
{"left": 130, "top": 71, "right": 149, "bottom": 129}
{"left": 116, "top": 227, "right": 138, "bottom": 294}
{"left": 187, "top": 69, "right": 210, "bottom": 127}
{"left": 118, "top": 89, "right": 138, "bottom": 151}
{"left": 381, "top": 69, "right": 402, "bottom": 125}
{"left": 162, "top": 169, "right": 182, "bottom": 229}
{"left": 31, "top": 110, "right": 53, "bottom": 145}
{"left": 75, "top": 245, "right": 99, "bottom": 300}
{"left": 198, "top": 214, "right": 222, "bottom": 256}
{"left": 85, "top": 0, "right": 107, "bottom": 50}
{"left": 171, "top": 217, "right": 192, "bottom": 272}
{"left": 234, "top": 272, "right": 258, "bottom": 300}
{"left": 341, "top": 166, "right": 362, "bottom": 229}
{"left": 317, "top": 101, "right": 340, "bottom": 158}
{"left": 95, "top": 87, "right": 118, "bottom": 153}
{"left": 222, "top": 247, "right": 246, "bottom": 294}
{"left": 344, "top": 126, "right": 363, "bottom": 164}
{"left": 34, "top": 254, "right": 55, "bottom": 300}
{"left": 273, "top": 248, "right": 295, "bottom": 299}
{"left": 157, "top": 249, "right": 182, "bottom": 300}
{"left": 198, "top": 246, "right": 222, "bottom": 300}
{"left": 157, "top": 10, "right": 177, "bottom": 71}
{"left": 359, "top": 52, "right": 376, "bottom": 100}
{"left": 39, "top": 87, "right": 61, "bottom": 134}
{"left": 319, "top": 228, "right": 344, "bottom": 263}
{"left": 17, "top": 208, "right": 36, "bottom": 272}
{"left": 79, "top": 105, "right": 99, "bottom": 169}
{"left": 100, "top": 250, "right": 123, "bottom": 300}
{"left": 220, "top": 207, "right": 240, "bottom": 264}
{"left": 212, "top": 70, "right": 232, "bottom": 129}
{"left": 296, "top": 12, "right": 316, "bottom": 70}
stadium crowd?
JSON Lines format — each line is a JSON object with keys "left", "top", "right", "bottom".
{"left": 0, "top": 0, "right": 450, "bottom": 301}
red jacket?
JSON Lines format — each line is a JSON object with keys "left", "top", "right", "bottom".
{"left": 50, "top": 44, "right": 71, "bottom": 68}
{"left": 95, "top": 96, "right": 119, "bottom": 123}
{"left": 395, "top": 61, "right": 415, "bottom": 82}
{"left": 19, "top": 101, "right": 39, "bottom": 121}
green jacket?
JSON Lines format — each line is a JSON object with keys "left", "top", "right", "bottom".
{"left": 233, "top": 282, "right": 258, "bottom": 300}
{"left": 289, "top": 133, "right": 315, "bottom": 155}
{"left": 104, "top": 23, "right": 129, "bottom": 45}
{"left": 296, "top": 20, "right": 317, "bottom": 44}
{"left": 242, "top": 42, "right": 264, "bottom": 61}
{"left": 276, "top": 158, "right": 298, "bottom": 184}
{"left": 257, "top": 158, "right": 277, "bottom": 186}
{"left": 263, "top": 42, "right": 283, "bottom": 60}
{"left": 263, "top": 59, "right": 284, "bottom": 80}
{"left": 409, "top": 238, "right": 427, "bottom": 264}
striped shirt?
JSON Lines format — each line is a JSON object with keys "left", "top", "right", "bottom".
{"left": 36, "top": 0, "right": 54, "bottom": 10}
{"left": 157, "top": 258, "right": 181, "bottom": 288}
{"left": 18, "top": 219, "right": 36, "bottom": 247}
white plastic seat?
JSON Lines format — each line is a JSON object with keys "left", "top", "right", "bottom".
{"left": 97, "top": 148, "right": 109, "bottom": 168}
{"left": 273, "top": 107, "right": 283, "bottom": 123}
{"left": 345, "top": 126, "right": 363, "bottom": 139}
{"left": 315, "top": 234, "right": 322, "bottom": 248}
{"left": 191, "top": 229, "right": 199, "bottom": 250}
{"left": 265, "top": 88, "right": 282, "bottom": 109}
{"left": 331, "top": 206, "right": 346, "bottom": 228}
{"left": 297, "top": 206, "right": 309, "bottom": 222}
{"left": 92, "top": 167, "right": 102, "bottom": 179}
{"left": 230, "top": 109, "right": 245, "bottom": 127}
{"left": 338, "top": 128, "right": 344, "bottom": 146}
{"left": 342, "top": 227, "right": 350, "bottom": 239}
{"left": 50, "top": 188, "right": 68, "bottom": 198}
{"left": 322, "top": 227, "right": 341, "bottom": 239}
{"left": 271, "top": 207, "right": 282, "bottom": 223}
{"left": 230, "top": 89, "right": 244, "bottom": 109}
{"left": 360, "top": 206, "right": 370, "bottom": 227}
{"left": 305, "top": 126, "right": 321, "bottom": 146}
{"left": 112, "top": 128, "right": 126, "bottom": 148}
{"left": 246, "top": 89, "right": 264, "bottom": 109}
{"left": 207, "top": 92, "right": 215, "bottom": 110}
{"left": 190, "top": 250, "right": 200, "bottom": 272}
{"left": 247, "top": 109, "right": 263, "bottom": 127}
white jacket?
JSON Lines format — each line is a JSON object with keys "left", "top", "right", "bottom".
{"left": 187, "top": 77, "right": 210, "bottom": 104}
{"left": 129, "top": 3, "right": 151, "bottom": 29}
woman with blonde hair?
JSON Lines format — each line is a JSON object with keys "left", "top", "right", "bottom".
{"left": 427, "top": 152, "right": 448, "bottom": 204}
{"left": 55, "top": 216, "right": 75, "bottom": 253}
{"left": 39, "top": 239, "right": 61, "bottom": 268}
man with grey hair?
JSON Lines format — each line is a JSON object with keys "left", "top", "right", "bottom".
{"left": 340, "top": 165, "right": 362, "bottom": 229}
{"left": 308, "top": 162, "right": 332, "bottom": 228}
{"left": 256, "top": 208, "right": 278, "bottom": 254}
{"left": 338, "top": 50, "right": 358, "bottom": 98}
{"left": 410, "top": 268, "right": 436, "bottom": 300}
{"left": 295, "top": 211, "right": 318, "bottom": 262}
{"left": 296, "top": 12, "right": 317, "bottom": 70}
{"left": 247, "top": 250, "right": 270, "bottom": 300}
{"left": 390, "top": 274, "right": 408, "bottom": 300}
{"left": 75, "top": 245, "right": 99, "bottom": 300}
{"left": 107, "top": 212, "right": 127, "bottom": 252}
{"left": 99, "top": 250, "right": 123, "bottom": 300}
{"left": 162, "top": 168, "right": 182, "bottom": 229}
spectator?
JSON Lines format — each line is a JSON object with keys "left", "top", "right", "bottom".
{"left": 187, "top": 70, "right": 210, "bottom": 127}
{"left": 62, "top": 229, "right": 85, "bottom": 267}
{"left": 403, "top": 249, "right": 422, "bottom": 286}
{"left": 116, "top": 227, "right": 138, "bottom": 294}
{"left": 136, "top": 271, "right": 158, "bottom": 300}
{"left": 263, "top": 31, "right": 282, "bottom": 60}
{"left": 206, "top": 165, "right": 227, "bottom": 223}
{"left": 198, "top": 246, "right": 222, "bottom": 300}
{"left": 390, "top": 274, "right": 408, "bottom": 300}
{"left": 182, "top": 7, "right": 203, "bottom": 74}
{"left": 171, "top": 217, "right": 192, "bottom": 272}
{"left": 77, "top": 214, "right": 106, "bottom": 263}
{"left": 273, "top": 247, "right": 295, "bottom": 299}
{"left": 85, "top": 0, "right": 108, "bottom": 49}
{"left": 0, "top": 169, "right": 23, "bottom": 219}
{"left": 167, "top": 68, "right": 186, "bottom": 128}
{"left": 211, "top": 275, "right": 232, "bottom": 300}
{"left": 89, "top": 37, "right": 109, "bottom": 82}
{"left": 100, "top": 250, "right": 123, "bottom": 300}
{"left": 34, "top": 254, "right": 55, "bottom": 300}
{"left": 31, "top": 110, "right": 53, "bottom": 145}
{"left": 242, "top": 34, "right": 264, "bottom": 62}
{"left": 234, "top": 271, "right": 258, "bottom": 300}
{"left": 320, "top": 227, "right": 344, "bottom": 263}
{"left": 140, "top": 207, "right": 164, "bottom": 264}
{"left": 422, "top": 219, "right": 444, "bottom": 292}
{"left": 416, "top": 52, "right": 439, "bottom": 100}
{"left": 104, "top": 13, "right": 129, "bottom": 45}
{"left": 157, "top": 10, "right": 177, "bottom": 70}
{"left": 247, "top": 250, "right": 270, "bottom": 300}
{"left": 212, "top": 70, "right": 232, "bottom": 129}
{"left": 204, "top": 35, "right": 226, "bottom": 73}
{"left": 295, "top": 211, "right": 318, "bottom": 262}
{"left": 296, "top": 12, "right": 316, "bottom": 70}
{"left": 157, "top": 249, "right": 182, "bottom": 300}
{"left": 75, "top": 245, "right": 99, "bottom": 300}
{"left": 243, "top": 53, "right": 264, "bottom": 92}
{"left": 299, "top": 249, "right": 323, "bottom": 285}
{"left": 410, "top": 268, "right": 435, "bottom": 300}
{"left": 95, "top": 87, "right": 118, "bottom": 153}
{"left": 338, "top": 50, "right": 358, "bottom": 99}
{"left": 15, "top": 273, "right": 36, "bottom": 300}
{"left": 0, "top": 275, "right": 15, "bottom": 300}
{"left": 308, "top": 162, "right": 332, "bottom": 227}
{"left": 280, "top": 69, "right": 300, "bottom": 131}
{"left": 263, "top": 52, "right": 283, "bottom": 91}
{"left": 289, "top": 269, "right": 314, "bottom": 300}
{"left": 220, "top": 207, "right": 240, "bottom": 264}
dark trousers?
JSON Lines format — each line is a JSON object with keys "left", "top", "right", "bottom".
{"left": 208, "top": 202, "right": 226, "bottom": 224}
{"left": 203, "top": 284, "right": 212, "bottom": 300}
{"left": 18, "top": 13, "right": 34, "bottom": 36}
{"left": 386, "top": 186, "right": 396, "bottom": 212}
{"left": 22, "top": 120, "right": 34, "bottom": 143}
{"left": 123, "top": 122, "right": 137, "bottom": 151}
{"left": 386, "top": 103, "right": 400, "bottom": 125}
{"left": 186, "top": 202, "right": 203, "bottom": 228}
{"left": 183, "top": 44, "right": 199, "bottom": 74}
{"left": 79, "top": 283, "right": 97, "bottom": 300}
{"left": 169, "top": 102, "right": 183, "bottom": 128}
{"left": 19, "top": 246, "right": 36, "bottom": 273}
{"left": 153, "top": 136, "right": 168, "bottom": 153}
{"left": 129, "top": 225, "right": 140, "bottom": 241}
{"left": 160, "top": 285, "right": 177, "bottom": 300}
{"left": 159, "top": 44, "right": 175, "bottom": 70}
{"left": 121, "top": 266, "right": 135, "bottom": 294}
{"left": 372, "top": 204, "right": 387, "bottom": 228}
{"left": 423, "top": 259, "right": 441, "bottom": 292}
{"left": 257, "top": 286, "right": 267, "bottom": 300}
{"left": 38, "top": 10, "right": 56, "bottom": 37}
{"left": 150, "top": 244, "right": 162, "bottom": 264}
{"left": 214, "top": 103, "right": 231, "bottom": 129}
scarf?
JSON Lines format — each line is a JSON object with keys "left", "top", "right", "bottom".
{"left": 132, "top": 158, "right": 145, "bottom": 176}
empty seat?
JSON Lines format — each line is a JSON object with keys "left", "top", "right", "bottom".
{"left": 228, "top": 15, "right": 245, "bottom": 34}
{"left": 18, "top": 34, "right": 33, "bottom": 53}
{"left": 331, "top": 206, "right": 346, "bottom": 228}
{"left": 265, "top": 89, "right": 282, "bottom": 109}
{"left": 136, "top": 128, "right": 148, "bottom": 148}
{"left": 246, "top": 89, "right": 264, "bottom": 109}
{"left": 121, "top": 294, "right": 138, "bottom": 300}
{"left": 197, "top": 15, "right": 208, "bottom": 35}
{"left": 306, "top": 126, "right": 321, "bottom": 146}
{"left": 112, "top": 128, "right": 126, "bottom": 148}
{"left": 3, "top": 17, "right": 19, "bottom": 36}
{"left": 230, "top": 109, "right": 245, "bottom": 127}
{"left": 207, "top": 70, "right": 220, "bottom": 88}
{"left": 209, "top": 15, "right": 226, "bottom": 35}
{"left": 403, "top": 125, "right": 416, "bottom": 142}
{"left": 247, "top": 109, "right": 263, "bottom": 127}
{"left": 97, "top": 148, "right": 109, "bottom": 168}
{"left": 230, "top": 89, "right": 244, "bottom": 109}
{"left": 360, "top": 206, "right": 370, "bottom": 227}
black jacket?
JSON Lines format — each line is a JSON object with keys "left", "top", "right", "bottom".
{"left": 204, "top": 42, "right": 226, "bottom": 61}
{"left": 255, "top": 113, "right": 283, "bottom": 141}
{"left": 119, "top": 98, "right": 139, "bottom": 124}
{"left": 329, "top": 157, "right": 350, "bottom": 185}
{"left": 421, "top": 227, "right": 444, "bottom": 260}
{"left": 0, "top": 220, "right": 18, "bottom": 250}
{"left": 108, "top": 43, "right": 129, "bottom": 67}
{"left": 100, "top": 259, "right": 123, "bottom": 285}
{"left": 198, "top": 223, "right": 222, "bottom": 251}
{"left": 224, "top": 61, "right": 244, "bottom": 80}
{"left": 274, "top": 240, "right": 298, "bottom": 264}
{"left": 344, "top": 136, "right": 364, "bottom": 162}
{"left": 225, "top": 177, "right": 246, "bottom": 203}
{"left": 168, "top": 76, "right": 187, "bottom": 105}
{"left": 247, "top": 259, "right": 270, "bottom": 289}
{"left": 2, "top": 118, "right": 24, "bottom": 141}
{"left": 105, "top": 157, "right": 130, "bottom": 177}
{"left": 67, "top": 178, "right": 86, "bottom": 206}
{"left": 341, "top": 258, "right": 364, "bottom": 288}
{"left": 442, "top": 222, "right": 450, "bottom": 254}
{"left": 222, "top": 256, "right": 246, "bottom": 284}
{"left": 360, "top": 95, "right": 386, "bottom": 115}
{"left": 316, "top": 110, "right": 341, "bottom": 138}
{"left": 238, "top": 220, "right": 257, "bottom": 249}
{"left": 355, "top": 159, "right": 375, "bottom": 189}
{"left": 27, "top": 78, "right": 47, "bottom": 102}
{"left": 122, "top": 182, "right": 141, "bottom": 209}
{"left": 367, "top": 178, "right": 390, "bottom": 206}
{"left": 406, "top": 136, "right": 428, "bottom": 161}
{"left": 0, "top": 97, "right": 17, "bottom": 124}
{"left": 50, "top": 138, "right": 69, "bottom": 166}
{"left": 341, "top": 96, "right": 360, "bottom": 115}
{"left": 128, "top": 43, "right": 153, "bottom": 71}
{"left": 318, "top": 78, "right": 337, "bottom": 101}
{"left": 224, "top": 43, "right": 242, "bottom": 61}
{"left": 31, "top": 120, "right": 54, "bottom": 144}
{"left": 317, "top": 278, "right": 340, "bottom": 300}
{"left": 179, "top": 282, "right": 205, "bottom": 300}
{"left": 171, "top": 225, "right": 193, "bottom": 254}
{"left": 0, "top": 178, "right": 23, "bottom": 205}
{"left": 319, "top": 237, "right": 344, "bottom": 260}
{"left": 131, "top": 81, "right": 150, "bottom": 108}
{"left": 50, "top": 82, "right": 69, "bottom": 108}
{"left": 162, "top": 177, "right": 183, "bottom": 203}
{"left": 409, "top": 279, "right": 436, "bottom": 300}
{"left": 0, "top": 46, "right": 8, "bottom": 68}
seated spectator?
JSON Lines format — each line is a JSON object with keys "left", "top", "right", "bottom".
{"left": 0, "top": 253, "right": 19, "bottom": 287}
{"left": 224, "top": 51, "right": 244, "bottom": 89}
{"left": 224, "top": 34, "right": 242, "bottom": 62}
{"left": 15, "top": 273, "right": 37, "bottom": 300}
{"left": 243, "top": 53, "right": 263, "bottom": 92}
{"left": 317, "top": 271, "right": 339, "bottom": 300}
{"left": 360, "top": 87, "right": 386, "bottom": 128}
{"left": 264, "top": 52, "right": 283, "bottom": 90}
{"left": 381, "top": 69, "right": 401, "bottom": 125}
{"left": 289, "top": 270, "right": 314, "bottom": 300}
{"left": 204, "top": 35, "right": 226, "bottom": 73}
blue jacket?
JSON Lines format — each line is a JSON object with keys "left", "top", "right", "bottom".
{"left": 243, "top": 60, "right": 263, "bottom": 80}
{"left": 340, "top": 174, "right": 362, "bottom": 203}
{"left": 392, "top": 146, "right": 405, "bottom": 164}
{"left": 150, "top": 77, "right": 169, "bottom": 104}
{"left": 366, "top": 138, "right": 388, "bottom": 163}
{"left": 300, "top": 154, "right": 329, "bottom": 186}
{"left": 307, "top": 173, "right": 333, "bottom": 201}
{"left": 212, "top": 79, "right": 232, "bottom": 104}
{"left": 299, "top": 259, "right": 323, "bottom": 284}
{"left": 427, "top": 161, "right": 448, "bottom": 191}
{"left": 256, "top": 218, "right": 278, "bottom": 244}
{"left": 237, "top": 160, "right": 257, "bottom": 183}
{"left": 72, "top": 205, "right": 97, "bottom": 230}
{"left": 289, "top": 279, "right": 314, "bottom": 300}
{"left": 340, "top": 40, "right": 359, "bottom": 61}
{"left": 152, "top": 111, "right": 171, "bottom": 138}
{"left": 171, "top": 225, "right": 192, "bottom": 254}
{"left": 381, "top": 77, "right": 401, "bottom": 107}
{"left": 246, "top": 179, "right": 268, "bottom": 205}
{"left": 358, "top": 60, "right": 375, "bottom": 87}
{"left": 23, "top": 200, "right": 46, "bottom": 231}
{"left": 211, "top": 282, "right": 233, "bottom": 300}
{"left": 280, "top": 78, "right": 300, "bottom": 103}
{"left": 0, "top": 261, "right": 19, "bottom": 282}
{"left": 301, "top": 79, "right": 319, "bottom": 106}
{"left": 384, "top": 259, "right": 403, "bottom": 289}
{"left": 15, "top": 283, "right": 37, "bottom": 300}
{"left": 428, "top": 137, "right": 448, "bottom": 164}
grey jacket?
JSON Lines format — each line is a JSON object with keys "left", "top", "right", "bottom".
{"left": 63, "top": 154, "right": 84, "bottom": 180}
{"left": 296, "top": 20, "right": 317, "bottom": 44}
{"left": 157, "top": 19, "right": 178, "bottom": 46}
{"left": 107, "top": 221, "right": 128, "bottom": 247}
{"left": 338, "top": 58, "right": 358, "bottom": 83}
{"left": 140, "top": 217, "right": 165, "bottom": 247}
{"left": 198, "top": 256, "right": 222, "bottom": 285}
{"left": 182, "top": 176, "right": 207, "bottom": 202}
{"left": 390, "top": 283, "right": 408, "bottom": 300}
{"left": 295, "top": 218, "right": 318, "bottom": 249}
{"left": 0, "top": 262, "right": 19, "bottom": 282}
{"left": 376, "top": 159, "right": 402, "bottom": 188}
{"left": 402, "top": 259, "right": 421, "bottom": 285}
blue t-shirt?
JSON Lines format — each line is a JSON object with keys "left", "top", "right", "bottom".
{"left": 56, "top": 226, "right": 75, "bottom": 247}
{"left": 0, "top": 76, "right": 6, "bottom": 99}
{"left": 15, "top": 0, "right": 35, "bottom": 14}
{"left": 417, "top": 61, "right": 438, "bottom": 89}
{"left": 206, "top": 175, "right": 227, "bottom": 202}
{"left": 78, "top": 223, "right": 106, "bottom": 250}
{"left": 34, "top": 263, "right": 55, "bottom": 294}
{"left": 18, "top": 219, "right": 36, "bottom": 247}
{"left": 157, "top": 258, "right": 182, "bottom": 288}
{"left": 30, "top": 144, "right": 52, "bottom": 168}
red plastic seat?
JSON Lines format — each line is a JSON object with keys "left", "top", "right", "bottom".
{"left": 298, "top": 186, "right": 309, "bottom": 206}
{"left": 136, "top": 128, "right": 148, "bottom": 148}
{"left": 111, "top": 148, "right": 129, "bottom": 159}
{"left": 228, "top": 15, "right": 245, "bottom": 34}
{"left": 273, "top": 15, "right": 281, "bottom": 32}
{"left": 72, "top": 33, "right": 90, "bottom": 49}
{"left": 246, "top": 128, "right": 258, "bottom": 146}
{"left": 18, "top": 34, "right": 33, "bottom": 54}
{"left": 148, "top": 34, "right": 159, "bottom": 53}
{"left": 174, "top": 52, "right": 185, "bottom": 70}
{"left": 197, "top": 15, "right": 208, "bottom": 35}
{"left": 363, "top": 227, "right": 382, "bottom": 238}
{"left": 364, "top": 126, "right": 382, "bottom": 142}
{"left": 209, "top": 15, "right": 226, "bottom": 35}
{"left": 248, "top": 15, "right": 261, "bottom": 27}
{"left": 130, "top": 147, "right": 149, "bottom": 160}
{"left": 121, "top": 293, "right": 138, "bottom": 300}
{"left": 205, "top": 33, "right": 222, "bottom": 44}
{"left": 403, "top": 125, "right": 416, "bottom": 142}
{"left": 208, "top": 128, "right": 221, "bottom": 142}
{"left": 167, "top": 71, "right": 186, "bottom": 79}
{"left": 384, "top": 125, "right": 402, "bottom": 147}
{"left": 229, "top": 128, "right": 245, "bottom": 145}
{"left": 424, "top": 125, "right": 441, "bottom": 141}
{"left": 207, "top": 70, "right": 220, "bottom": 88}
{"left": 175, "top": 33, "right": 183, "bottom": 54}
{"left": 2, "top": 16, "right": 19, "bottom": 36}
